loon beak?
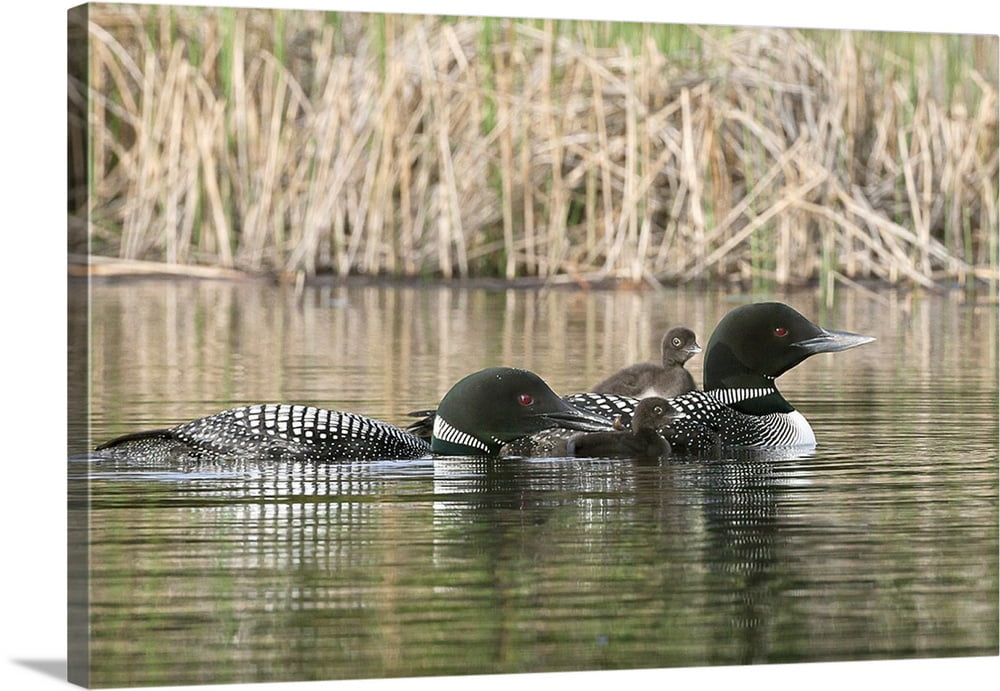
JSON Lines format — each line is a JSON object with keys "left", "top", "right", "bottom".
{"left": 536, "top": 401, "right": 616, "bottom": 432}
{"left": 686, "top": 343, "right": 703, "bottom": 355}
{"left": 794, "top": 327, "right": 876, "bottom": 354}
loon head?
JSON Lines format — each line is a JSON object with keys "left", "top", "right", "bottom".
{"left": 629, "top": 397, "right": 683, "bottom": 433}
{"left": 430, "top": 367, "right": 613, "bottom": 456}
{"left": 660, "top": 326, "right": 702, "bottom": 366}
{"left": 704, "top": 302, "right": 875, "bottom": 413}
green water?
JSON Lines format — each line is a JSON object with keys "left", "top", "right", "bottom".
{"left": 69, "top": 278, "right": 998, "bottom": 687}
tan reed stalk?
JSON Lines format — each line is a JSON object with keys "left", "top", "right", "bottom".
{"left": 584, "top": 48, "right": 615, "bottom": 273}
{"left": 494, "top": 37, "right": 517, "bottom": 279}
{"left": 541, "top": 19, "right": 567, "bottom": 278}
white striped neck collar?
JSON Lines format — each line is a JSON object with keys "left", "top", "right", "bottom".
{"left": 707, "top": 385, "right": 794, "bottom": 416}
{"left": 430, "top": 415, "right": 499, "bottom": 456}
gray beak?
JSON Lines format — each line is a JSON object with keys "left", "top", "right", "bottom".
{"left": 537, "top": 401, "right": 616, "bottom": 432}
{"left": 686, "top": 343, "right": 703, "bottom": 355}
{"left": 794, "top": 327, "right": 876, "bottom": 355}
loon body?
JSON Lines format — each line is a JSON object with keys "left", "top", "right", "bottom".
{"left": 564, "top": 387, "right": 811, "bottom": 451}
{"left": 592, "top": 326, "right": 701, "bottom": 399}
{"left": 95, "top": 367, "right": 613, "bottom": 463}
{"left": 566, "top": 397, "right": 679, "bottom": 459}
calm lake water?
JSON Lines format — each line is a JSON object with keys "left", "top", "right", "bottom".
{"left": 68, "top": 277, "right": 998, "bottom": 687}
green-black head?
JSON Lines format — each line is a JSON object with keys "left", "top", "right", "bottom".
{"left": 430, "top": 367, "right": 613, "bottom": 456}
{"left": 703, "top": 302, "right": 875, "bottom": 414}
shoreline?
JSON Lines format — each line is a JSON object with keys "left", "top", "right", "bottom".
{"left": 68, "top": 254, "right": 999, "bottom": 302}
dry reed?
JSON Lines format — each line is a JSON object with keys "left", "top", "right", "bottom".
{"left": 69, "top": 5, "right": 999, "bottom": 290}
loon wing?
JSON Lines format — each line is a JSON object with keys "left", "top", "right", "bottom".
{"left": 97, "top": 404, "right": 431, "bottom": 463}
{"left": 95, "top": 428, "right": 175, "bottom": 450}
{"left": 172, "top": 404, "right": 432, "bottom": 462}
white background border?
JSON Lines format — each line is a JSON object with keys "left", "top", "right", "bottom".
{"left": 3, "top": 1, "right": 997, "bottom": 690}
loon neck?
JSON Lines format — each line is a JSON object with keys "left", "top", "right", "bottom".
{"left": 430, "top": 415, "right": 502, "bottom": 456}
{"left": 728, "top": 388, "right": 794, "bottom": 415}
{"left": 708, "top": 372, "right": 795, "bottom": 415}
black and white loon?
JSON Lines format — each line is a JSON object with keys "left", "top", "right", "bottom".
{"left": 564, "top": 302, "right": 874, "bottom": 451}
{"left": 94, "top": 367, "right": 613, "bottom": 463}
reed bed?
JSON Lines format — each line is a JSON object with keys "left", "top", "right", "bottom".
{"left": 69, "top": 5, "right": 999, "bottom": 290}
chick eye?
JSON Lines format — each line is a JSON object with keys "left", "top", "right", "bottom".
{"left": 671, "top": 338, "right": 682, "bottom": 347}
{"left": 774, "top": 327, "right": 788, "bottom": 337}
{"left": 518, "top": 394, "right": 533, "bottom": 406}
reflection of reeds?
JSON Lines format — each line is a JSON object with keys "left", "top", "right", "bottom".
{"left": 71, "top": 6, "right": 999, "bottom": 289}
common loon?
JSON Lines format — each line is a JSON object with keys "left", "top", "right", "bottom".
{"left": 566, "top": 397, "right": 680, "bottom": 460}
{"left": 564, "top": 302, "right": 875, "bottom": 452}
{"left": 94, "top": 367, "right": 613, "bottom": 463}
{"left": 592, "top": 326, "right": 701, "bottom": 398}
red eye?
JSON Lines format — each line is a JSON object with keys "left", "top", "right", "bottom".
{"left": 518, "top": 394, "right": 533, "bottom": 406}
{"left": 774, "top": 327, "right": 788, "bottom": 337}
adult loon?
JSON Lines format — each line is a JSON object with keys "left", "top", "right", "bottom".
{"left": 94, "top": 367, "right": 613, "bottom": 463}
{"left": 566, "top": 397, "right": 680, "bottom": 460}
{"left": 592, "top": 326, "right": 701, "bottom": 398}
{"left": 564, "top": 302, "right": 874, "bottom": 452}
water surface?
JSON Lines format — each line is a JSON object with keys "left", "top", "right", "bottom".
{"left": 69, "top": 278, "right": 998, "bottom": 687}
